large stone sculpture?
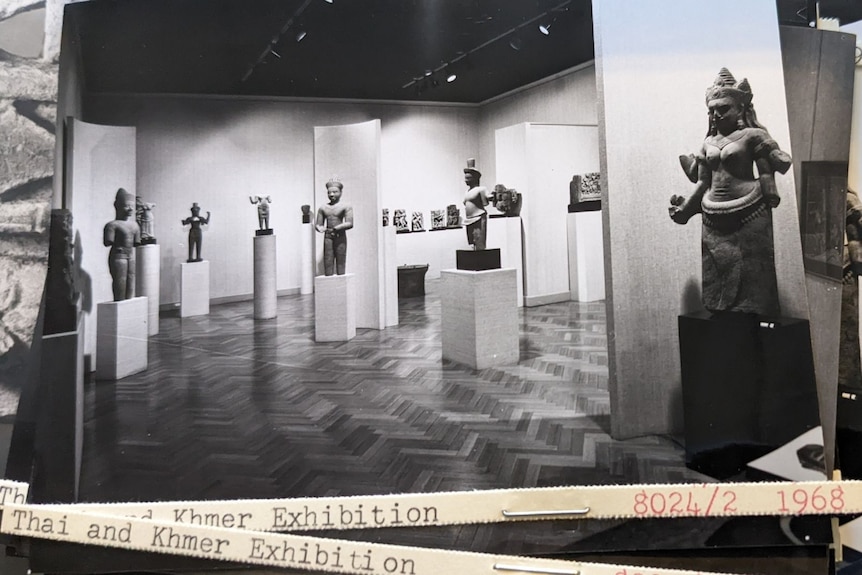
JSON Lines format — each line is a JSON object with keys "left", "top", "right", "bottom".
{"left": 250, "top": 195, "right": 272, "bottom": 233}
{"left": 103, "top": 188, "right": 141, "bottom": 301}
{"left": 315, "top": 178, "right": 353, "bottom": 276}
{"left": 135, "top": 196, "right": 157, "bottom": 244}
{"left": 669, "top": 68, "right": 791, "bottom": 316}
{"left": 181, "top": 203, "right": 211, "bottom": 263}
{"left": 463, "top": 159, "right": 490, "bottom": 250}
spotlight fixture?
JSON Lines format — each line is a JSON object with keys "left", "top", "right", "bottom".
{"left": 447, "top": 72, "right": 457, "bottom": 83}
{"left": 538, "top": 21, "right": 551, "bottom": 35}
{"left": 270, "top": 49, "right": 281, "bottom": 58}
{"left": 296, "top": 30, "right": 307, "bottom": 42}
{"left": 508, "top": 35, "right": 523, "bottom": 51}
{"left": 324, "top": 0, "right": 334, "bottom": 3}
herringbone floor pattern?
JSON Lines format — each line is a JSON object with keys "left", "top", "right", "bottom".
{"left": 79, "top": 281, "right": 711, "bottom": 555}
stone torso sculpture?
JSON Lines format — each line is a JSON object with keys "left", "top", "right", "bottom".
{"left": 136, "top": 196, "right": 157, "bottom": 244}
{"left": 669, "top": 68, "right": 791, "bottom": 316}
{"left": 315, "top": 179, "right": 353, "bottom": 276}
{"left": 181, "top": 203, "right": 211, "bottom": 263}
{"left": 250, "top": 195, "right": 272, "bottom": 231}
{"left": 103, "top": 188, "right": 142, "bottom": 301}
{"left": 463, "top": 159, "right": 489, "bottom": 250}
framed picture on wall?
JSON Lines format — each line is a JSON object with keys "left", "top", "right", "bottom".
{"left": 800, "top": 161, "right": 848, "bottom": 281}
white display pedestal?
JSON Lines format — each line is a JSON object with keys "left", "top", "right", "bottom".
{"left": 301, "top": 222, "right": 314, "bottom": 295}
{"left": 566, "top": 211, "right": 606, "bottom": 302}
{"left": 180, "top": 260, "right": 210, "bottom": 317}
{"left": 487, "top": 216, "right": 524, "bottom": 307}
{"left": 136, "top": 244, "right": 160, "bottom": 335}
{"left": 441, "top": 268, "right": 519, "bottom": 369}
{"left": 96, "top": 297, "right": 148, "bottom": 380}
{"left": 383, "top": 225, "right": 398, "bottom": 327}
{"left": 253, "top": 234, "right": 277, "bottom": 319}
{"left": 314, "top": 273, "right": 356, "bottom": 342}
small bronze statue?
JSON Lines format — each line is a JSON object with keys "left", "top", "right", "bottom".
{"left": 382, "top": 208, "right": 390, "bottom": 227}
{"left": 301, "top": 204, "right": 311, "bottom": 224}
{"left": 315, "top": 178, "right": 353, "bottom": 276}
{"left": 104, "top": 188, "right": 142, "bottom": 301}
{"left": 463, "top": 159, "right": 490, "bottom": 250}
{"left": 250, "top": 195, "right": 272, "bottom": 232}
{"left": 668, "top": 68, "right": 791, "bottom": 316}
{"left": 135, "top": 196, "right": 157, "bottom": 244}
{"left": 181, "top": 203, "right": 211, "bottom": 263}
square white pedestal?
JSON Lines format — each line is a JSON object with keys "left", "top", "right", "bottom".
{"left": 315, "top": 273, "right": 356, "bottom": 342}
{"left": 567, "top": 211, "right": 605, "bottom": 302}
{"left": 96, "top": 297, "right": 148, "bottom": 380}
{"left": 441, "top": 268, "right": 519, "bottom": 369}
{"left": 181, "top": 260, "right": 210, "bottom": 317}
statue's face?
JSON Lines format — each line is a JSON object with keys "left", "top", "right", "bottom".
{"left": 464, "top": 171, "right": 479, "bottom": 187}
{"left": 707, "top": 96, "right": 742, "bottom": 133}
{"left": 116, "top": 197, "right": 134, "bottom": 218}
{"left": 327, "top": 186, "right": 342, "bottom": 203}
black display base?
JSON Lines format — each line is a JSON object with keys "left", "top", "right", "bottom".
{"left": 456, "top": 248, "right": 501, "bottom": 271}
{"left": 140, "top": 237, "right": 157, "bottom": 245}
{"left": 568, "top": 200, "right": 601, "bottom": 213}
{"left": 837, "top": 384, "right": 862, "bottom": 479}
{"left": 397, "top": 264, "right": 429, "bottom": 298}
{"left": 255, "top": 229, "right": 274, "bottom": 236}
{"left": 678, "top": 312, "right": 820, "bottom": 479}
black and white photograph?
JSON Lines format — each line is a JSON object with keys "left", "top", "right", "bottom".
{"left": 2, "top": 1, "right": 862, "bottom": 574}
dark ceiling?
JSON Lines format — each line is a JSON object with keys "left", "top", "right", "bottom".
{"left": 68, "top": 0, "right": 862, "bottom": 104}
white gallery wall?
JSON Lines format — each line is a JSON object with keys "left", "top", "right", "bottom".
{"left": 83, "top": 64, "right": 600, "bottom": 304}
{"left": 66, "top": 119, "right": 136, "bottom": 367}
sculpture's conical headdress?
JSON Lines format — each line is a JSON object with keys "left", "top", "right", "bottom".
{"left": 705, "top": 67, "right": 753, "bottom": 106}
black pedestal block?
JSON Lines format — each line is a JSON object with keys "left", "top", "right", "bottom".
{"left": 397, "top": 264, "right": 429, "bottom": 298}
{"left": 678, "top": 312, "right": 820, "bottom": 478}
{"left": 456, "top": 248, "right": 501, "bottom": 271}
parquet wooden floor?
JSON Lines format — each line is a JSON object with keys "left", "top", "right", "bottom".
{"left": 77, "top": 280, "right": 712, "bottom": 556}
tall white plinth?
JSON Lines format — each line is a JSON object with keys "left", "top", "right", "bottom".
{"left": 253, "top": 234, "right": 278, "bottom": 319}
{"left": 441, "top": 268, "right": 519, "bottom": 369}
{"left": 301, "top": 222, "right": 314, "bottom": 295}
{"left": 181, "top": 261, "right": 210, "bottom": 317}
{"left": 383, "top": 225, "right": 399, "bottom": 327}
{"left": 566, "top": 211, "right": 606, "bottom": 302}
{"left": 96, "top": 297, "right": 148, "bottom": 380}
{"left": 136, "top": 244, "right": 160, "bottom": 335}
{"left": 315, "top": 273, "right": 356, "bottom": 342}
{"left": 488, "top": 216, "right": 524, "bottom": 307}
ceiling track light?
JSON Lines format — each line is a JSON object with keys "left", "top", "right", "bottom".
{"left": 296, "top": 30, "right": 307, "bottom": 42}
{"left": 400, "top": 0, "right": 571, "bottom": 93}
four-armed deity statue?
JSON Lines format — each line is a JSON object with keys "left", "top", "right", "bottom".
{"left": 250, "top": 195, "right": 272, "bottom": 233}
{"left": 669, "top": 68, "right": 791, "bottom": 317}
{"left": 181, "top": 202, "right": 211, "bottom": 263}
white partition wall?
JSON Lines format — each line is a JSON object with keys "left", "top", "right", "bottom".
{"left": 594, "top": 0, "right": 808, "bottom": 438}
{"left": 65, "top": 118, "right": 137, "bottom": 370}
{"left": 314, "top": 120, "right": 385, "bottom": 330}
{"left": 495, "top": 123, "right": 599, "bottom": 307}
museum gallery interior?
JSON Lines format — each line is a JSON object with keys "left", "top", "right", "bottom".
{"left": 6, "top": 0, "right": 862, "bottom": 572}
